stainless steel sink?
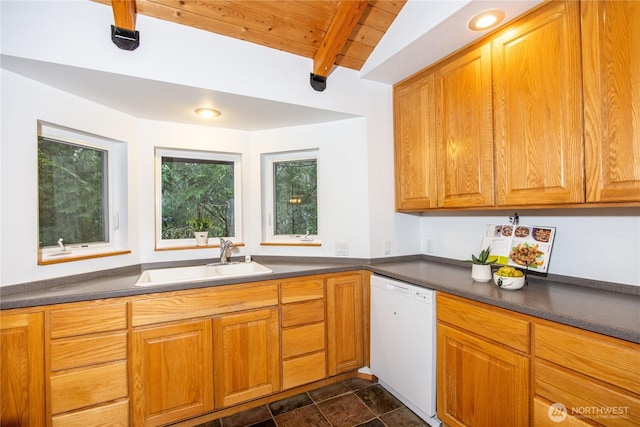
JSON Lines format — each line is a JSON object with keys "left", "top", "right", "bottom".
{"left": 135, "top": 262, "right": 273, "bottom": 287}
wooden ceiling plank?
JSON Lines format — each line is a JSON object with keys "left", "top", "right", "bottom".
{"left": 236, "top": 1, "right": 335, "bottom": 30}
{"left": 148, "top": 0, "right": 322, "bottom": 49}
{"left": 313, "top": 0, "right": 368, "bottom": 76}
{"left": 137, "top": 0, "right": 318, "bottom": 58}
{"left": 111, "top": 0, "right": 137, "bottom": 30}
{"left": 368, "top": 0, "right": 406, "bottom": 16}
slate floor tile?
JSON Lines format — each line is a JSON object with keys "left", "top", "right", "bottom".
{"left": 354, "top": 419, "right": 386, "bottom": 427}
{"left": 220, "top": 405, "right": 271, "bottom": 427}
{"left": 308, "top": 381, "right": 350, "bottom": 402}
{"left": 268, "top": 392, "right": 313, "bottom": 416}
{"left": 343, "top": 377, "right": 375, "bottom": 391}
{"left": 354, "top": 384, "right": 403, "bottom": 415}
{"left": 380, "top": 406, "right": 430, "bottom": 427}
{"left": 274, "top": 404, "right": 331, "bottom": 427}
{"left": 317, "top": 393, "right": 377, "bottom": 427}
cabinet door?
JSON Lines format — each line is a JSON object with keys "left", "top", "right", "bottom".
{"left": 437, "top": 322, "right": 530, "bottom": 427}
{"left": 493, "top": 1, "right": 583, "bottom": 206}
{"left": 1, "top": 311, "right": 45, "bottom": 427}
{"left": 436, "top": 42, "right": 494, "bottom": 207}
{"left": 131, "top": 319, "right": 213, "bottom": 427}
{"left": 213, "top": 307, "right": 280, "bottom": 408}
{"left": 582, "top": 0, "right": 640, "bottom": 202}
{"left": 327, "top": 274, "right": 364, "bottom": 376}
{"left": 394, "top": 73, "right": 437, "bottom": 211}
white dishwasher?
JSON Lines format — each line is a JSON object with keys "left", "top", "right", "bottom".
{"left": 370, "top": 275, "right": 440, "bottom": 427}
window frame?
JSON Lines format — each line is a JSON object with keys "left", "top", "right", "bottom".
{"left": 262, "top": 150, "right": 320, "bottom": 245}
{"left": 154, "top": 147, "right": 243, "bottom": 250}
{"left": 37, "top": 121, "right": 128, "bottom": 263}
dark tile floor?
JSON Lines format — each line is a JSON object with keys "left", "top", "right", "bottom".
{"left": 195, "top": 378, "right": 429, "bottom": 427}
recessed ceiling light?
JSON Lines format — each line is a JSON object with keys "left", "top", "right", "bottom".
{"left": 468, "top": 9, "right": 505, "bottom": 31}
{"left": 195, "top": 108, "right": 221, "bottom": 119}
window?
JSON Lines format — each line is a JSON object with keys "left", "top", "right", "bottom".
{"left": 37, "top": 122, "right": 128, "bottom": 263}
{"left": 156, "top": 148, "right": 242, "bottom": 248}
{"left": 38, "top": 137, "right": 108, "bottom": 246}
{"left": 263, "top": 150, "right": 319, "bottom": 243}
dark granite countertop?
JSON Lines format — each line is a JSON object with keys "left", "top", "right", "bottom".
{"left": 1, "top": 256, "right": 638, "bottom": 343}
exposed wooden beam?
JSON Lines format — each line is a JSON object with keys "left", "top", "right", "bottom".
{"left": 111, "top": 0, "right": 137, "bottom": 31}
{"left": 313, "top": 0, "right": 368, "bottom": 77}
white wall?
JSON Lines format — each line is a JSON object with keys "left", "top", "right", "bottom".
{"left": 420, "top": 209, "right": 640, "bottom": 286}
{"left": 0, "top": 70, "right": 140, "bottom": 285}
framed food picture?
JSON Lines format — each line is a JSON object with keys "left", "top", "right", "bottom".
{"left": 479, "top": 224, "right": 556, "bottom": 272}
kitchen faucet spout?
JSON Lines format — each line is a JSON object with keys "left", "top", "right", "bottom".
{"left": 219, "top": 238, "right": 234, "bottom": 264}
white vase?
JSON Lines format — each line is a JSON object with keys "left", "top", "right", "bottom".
{"left": 194, "top": 231, "right": 209, "bottom": 246}
{"left": 471, "top": 264, "right": 492, "bottom": 282}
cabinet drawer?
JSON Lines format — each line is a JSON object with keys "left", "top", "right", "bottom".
{"left": 50, "top": 361, "right": 128, "bottom": 414}
{"left": 281, "top": 279, "right": 324, "bottom": 304}
{"left": 282, "top": 352, "right": 326, "bottom": 390}
{"left": 535, "top": 360, "right": 640, "bottom": 427}
{"left": 50, "top": 331, "right": 127, "bottom": 371}
{"left": 534, "top": 322, "right": 640, "bottom": 394}
{"left": 282, "top": 323, "right": 325, "bottom": 359}
{"left": 281, "top": 299, "right": 325, "bottom": 328}
{"left": 533, "top": 397, "right": 592, "bottom": 427}
{"left": 49, "top": 302, "right": 127, "bottom": 339}
{"left": 436, "top": 293, "right": 530, "bottom": 353}
{"left": 132, "top": 282, "right": 278, "bottom": 327}
{"left": 51, "top": 399, "right": 129, "bottom": 427}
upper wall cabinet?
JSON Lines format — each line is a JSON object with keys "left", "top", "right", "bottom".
{"left": 394, "top": 73, "right": 437, "bottom": 211}
{"left": 394, "top": 0, "right": 640, "bottom": 211}
{"left": 493, "top": 1, "right": 583, "bottom": 206}
{"left": 436, "top": 42, "right": 494, "bottom": 208}
{"left": 582, "top": 0, "right": 640, "bottom": 202}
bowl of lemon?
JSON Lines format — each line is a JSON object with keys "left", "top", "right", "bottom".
{"left": 494, "top": 266, "right": 526, "bottom": 290}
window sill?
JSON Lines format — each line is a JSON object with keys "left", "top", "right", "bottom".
{"left": 38, "top": 249, "right": 132, "bottom": 265}
{"left": 260, "top": 241, "right": 322, "bottom": 247}
{"left": 155, "top": 243, "right": 245, "bottom": 251}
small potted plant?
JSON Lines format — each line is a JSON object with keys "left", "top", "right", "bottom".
{"left": 467, "top": 246, "right": 497, "bottom": 282}
{"left": 187, "top": 216, "right": 213, "bottom": 246}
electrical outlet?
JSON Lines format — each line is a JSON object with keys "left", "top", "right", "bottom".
{"left": 384, "top": 240, "right": 391, "bottom": 255}
{"left": 425, "top": 239, "right": 434, "bottom": 254}
{"left": 335, "top": 241, "right": 349, "bottom": 256}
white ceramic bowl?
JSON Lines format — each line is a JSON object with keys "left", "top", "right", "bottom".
{"left": 493, "top": 273, "right": 526, "bottom": 290}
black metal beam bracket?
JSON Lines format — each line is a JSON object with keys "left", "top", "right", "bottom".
{"left": 310, "top": 73, "right": 327, "bottom": 92}
{"left": 111, "top": 25, "right": 140, "bottom": 51}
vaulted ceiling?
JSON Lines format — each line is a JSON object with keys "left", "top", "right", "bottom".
{"left": 94, "top": 0, "right": 407, "bottom": 78}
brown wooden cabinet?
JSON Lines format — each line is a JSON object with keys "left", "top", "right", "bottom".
{"left": 393, "top": 72, "right": 437, "bottom": 211}
{"left": 132, "top": 319, "right": 213, "bottom": 427}
{"left": 533, "top": 320, "right": 640, "bottom": 426}
{"left": 0, "top": 310, "right": 45, "bottom": 427}
{"left": 394, "top": 0, "right": 640, "bottom": 210}
{"left": 582, "top": 0, "right": 640, "bottom": 203}
{"left": 435, "top": 42, "right": 494, "bottom": 208}
{"left": 47, "top": 301, "right": 129, "bottom": 427}
{"left": 436, "top": 293, "right": 531, "bottom": 426}
{"left": 213, "top": 307, "right": 281, "bottom": 408}
{"left": 280, "top": 279, "right": 327, "bottom": 390}
{"left": 493, "top": 0, "right": 583, "bottom": 206}
{"left": 327, "top": 273, "right": 364, "bottom": 376}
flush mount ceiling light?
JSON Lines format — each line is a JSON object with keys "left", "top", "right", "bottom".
{"left": 195, "top": 108, "right": 221, "bottom": 119}
{"left": 467, "top": 9, "right": 505, "bottom": 31}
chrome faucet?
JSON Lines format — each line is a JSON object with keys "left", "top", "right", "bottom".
{"left": 219, "top": 238, "right": 234, "bottom": 264}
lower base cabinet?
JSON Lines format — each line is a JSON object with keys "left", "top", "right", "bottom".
{"left": 327, "top": 274, "right": 365, "bottom": 376}
{"left": 131, "top": 319, "right": 214, "bottom": 427}
{"left": 436, "top": 293, "right": 531, "bottom": 427}
{"left": 213, "top": 307, "right": 281, "bottom": 408}
{"left": 0, "top": 311, "right": 45, "bottom": 427}
{"left": 533, "top": 321, "right": 640, "bottom": 426}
